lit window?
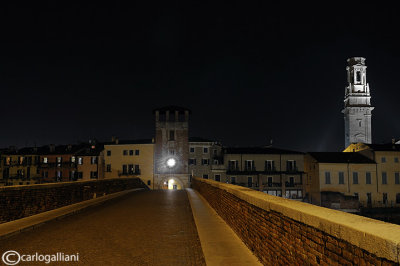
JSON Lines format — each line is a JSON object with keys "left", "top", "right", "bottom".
{"left": 78, "top": 157, "right": 83, "bottom": 165}
{"left": 91, "top": 157, "right": 97, "bottom": 164}
{"left": 71, "top": 156, "right": 76, "bottom": 163}
{"left": 43, "top": 157, "right": 48, "bottom": 164}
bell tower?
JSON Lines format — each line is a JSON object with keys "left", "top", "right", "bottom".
{"left": 342, "top": 57, "right": 374, "bottom": 148}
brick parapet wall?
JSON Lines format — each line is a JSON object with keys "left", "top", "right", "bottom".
{"left": 192, "top": 178, "right": 400, "bottom": 265}
{"left": 0, "top": 178, "right": 147, "bottom": 223}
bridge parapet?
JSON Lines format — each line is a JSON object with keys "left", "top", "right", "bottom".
{"left": 192, "top": 178, "right": 400, "bottom": 265}
{"left": 0, "top": 178, "right": 147, "bottom": 224}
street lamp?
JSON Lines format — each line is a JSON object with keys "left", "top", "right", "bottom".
{"left": 166, "top": 158, "right": 176, "bottom": 168}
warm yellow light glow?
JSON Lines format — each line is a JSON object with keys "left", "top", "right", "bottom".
{"left": 168, "top": 179, "right": 175, "bottom": 189}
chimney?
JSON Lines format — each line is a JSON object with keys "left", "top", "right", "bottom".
{"left": 111, "top": 136, "right": 116, "bottom": 142}
{"left": 115, "top": 138, "right": 119, "bottom": 144}
{"left": 392, "top": 138, "right": 396, "bottom": 144}
{"left": 49, "top": 144, "right": 56, "bottom": 153}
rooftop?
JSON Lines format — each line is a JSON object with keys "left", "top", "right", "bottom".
{"left": 104, "top": 139, "right": 153, "bottom": 145}
{"left": 189, "top": 137, "right": 216, "bottom": 143}
{"left": 364, "top": 143, "right": 400, "bottom": 152}
{"left": 224, "top": 146, "right": 304, "bottom": 155}
{"left": 152, "top": 106, "right": 192, "bottom": 114}
{"left": 308, "top": 152, "right": 376, "bottom": 164}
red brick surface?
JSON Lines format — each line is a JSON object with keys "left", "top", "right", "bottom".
{"left": 0, "top": 178, "right": 147, "bottom": 223}
{"left": 193, "top": 179, "right": 397, "bottom": 265}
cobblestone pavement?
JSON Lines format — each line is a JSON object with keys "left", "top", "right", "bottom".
{"left": 0, "top": 190, "right": 206, "bottom": 266}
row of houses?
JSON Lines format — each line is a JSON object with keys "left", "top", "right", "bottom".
{"left": 1, "top": 136, "right": 400, "bottom": 210}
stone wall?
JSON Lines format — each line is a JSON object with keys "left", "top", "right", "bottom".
{"left": 192, "top": 178, "right": 400, "bottom": 265}
{"left": 0, "top": 178, "right": 147, "bottom": 223}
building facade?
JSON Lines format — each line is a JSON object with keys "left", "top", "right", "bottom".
{"left": 223, "top": 147, "right": 305, "bottom": 199}
{"left": 344, "top": 143, "right": 400, "bottom": 207}
{"left": 188, "top": 137, "right": 224, "bottom": 182}
{"left": 342, "top": 57, "right": 374, "bottom": 148}
{"left": 103, "top": 139, "right": 154, "bottom": 189}
{"left": 0, "top": 147, "right": 41, "bottom": 186}
{"left": 305, "top": 152, "right": 377, "bottom": 210}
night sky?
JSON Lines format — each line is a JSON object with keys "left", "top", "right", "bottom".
{"left": 1, "top": 3, "right": 399, "bottom": 152}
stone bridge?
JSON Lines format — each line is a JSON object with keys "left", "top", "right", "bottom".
{"left": 0, "top": 177, "right": 399, "bottom": 265}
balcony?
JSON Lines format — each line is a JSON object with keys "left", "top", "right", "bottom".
{"left": 285, "top": 182, "right": 303, "bottom": 188}
{"left": 211, "top": 164, "right": 226, "bottom": 171}
{"left": 226, "top": 166, "right": 240, "bottom": 173}
{"left": 264, "top": 166, "right": 277, "bottom": 173}
{"left": 244, "top": 166, "right": 256, "bottom": 172}
{"left": 118, "top": 170, "right": 141, "bottom": 176}
{"left": 263, "top": 182, "right": 282, "bottom": 187}
{"left": 285, "top": 167, "right": 300, "bottom": 173}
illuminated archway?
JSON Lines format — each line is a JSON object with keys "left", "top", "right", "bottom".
{"left": 161, "top": 177, "right": 183, "bottom": 190}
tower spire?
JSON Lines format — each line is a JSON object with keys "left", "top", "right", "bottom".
{"left": 342, "top": 57, "right": 374, "bottom": 148}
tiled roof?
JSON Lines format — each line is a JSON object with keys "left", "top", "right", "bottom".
{"left": 189, "top": 137, "right": 216, "bottom": 143}
{"left": 364, "top": 143, "right": 400, "bottom": 152}
{"left": 104, "top": 139, "right": 153, "bottom": 145}
{"left": 225, "top": 147, "right": 304, "bottom": 155}
{"left": 308, "top": 152, "right": 376, "bottom": 164}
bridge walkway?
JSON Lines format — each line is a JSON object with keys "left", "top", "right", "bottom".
{"left": 0, "top": 190, "right": 260, "bottom": 265}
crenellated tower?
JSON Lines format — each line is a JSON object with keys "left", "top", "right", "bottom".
{"left": 342, "top": 57, "right": 374, "bottom": 148}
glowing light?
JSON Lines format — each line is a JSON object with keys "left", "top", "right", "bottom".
{"left": 166, "top": 158, "right": 176, "bottom": 168}
{"left": 168, "top": 179, "right": 177, "bottom": 190}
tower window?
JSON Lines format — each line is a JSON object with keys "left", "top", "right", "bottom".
{"left": 169, "top": 130, "right": 175, "bottom": 141}
{"left": 356, "top": 71, "right": 361, "bottom": 83}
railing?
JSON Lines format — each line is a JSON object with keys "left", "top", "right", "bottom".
{"left": 244, "top": 166, "right": 256, "bottom": 172}
{"left": 263, "top": 182, "right": 282, "bottom": 187}
{"left": 285, "top": 182, "right": 303, "bottom": 187}
{"left": 264, "top": 166, "right": 277, "bottom": 172}
{"left": 118, "top": 170, "right": 141, "bottom": 176}
{"left": 286, "top": 167, "right": 299, "bottom": 173}
{"left": 227, "top": 166, "right": 240, "bottom": 172}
